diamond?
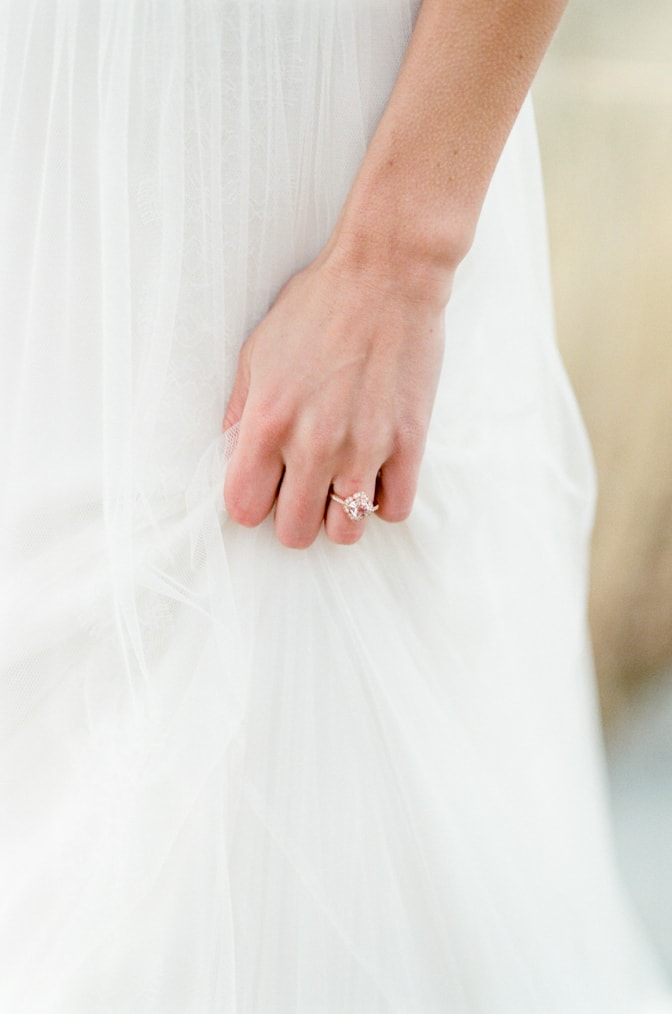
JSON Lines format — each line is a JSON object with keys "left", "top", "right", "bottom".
{"left": 343, "top": 492, "right": 378, "bottom": 521}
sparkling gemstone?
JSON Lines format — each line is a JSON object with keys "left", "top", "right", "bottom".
{"left": 344, "top": 493, "right": 374, "bottom": 521}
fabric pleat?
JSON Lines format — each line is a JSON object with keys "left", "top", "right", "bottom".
{"left": 1, "top": 2, "right": 671, "bottom": 1012}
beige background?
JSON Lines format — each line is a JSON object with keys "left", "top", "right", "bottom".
{"left": 534, "top": 0, "right": 672, "bottom": 723}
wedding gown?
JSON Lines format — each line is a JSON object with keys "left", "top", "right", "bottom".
{"left": 1, "top": 2, "right": 671, "bottom": 1012}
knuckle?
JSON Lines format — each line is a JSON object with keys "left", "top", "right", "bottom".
{"left": 224, "top": 482, "right": 265, "bottom": 527}
{"left": 227, "top": 507, "right": 261, "bottom": 528}
{"left": 296, "top": 422, "right": 345, "bottom": 464}
{"left": 226, "top": 499, "right": 263, "bottom": 527}
{"left": 327, "top": 523, "right": 364, "bottom": 546}
{"left": 350, "top": 419, "right": 388, "bottom": 459}
{"left": 344, "top": 472, "right": 372, "bottom": 492}
{"left": 276, "top": 525, "right": 317, "bottom": 550}
{"left": 254, "top": 404, "right": 289, "bottom": 449}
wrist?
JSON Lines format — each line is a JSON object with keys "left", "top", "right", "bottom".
{"left": 325, "top": 173, "right": 477, "bottom": 311}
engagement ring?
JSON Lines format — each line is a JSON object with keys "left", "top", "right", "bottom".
{"left": 329, "top": 491, "right": 379, "bottom": 521}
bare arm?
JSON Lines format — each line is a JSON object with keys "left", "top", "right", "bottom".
{"left": 331, "top": 0, "right": 568, "bottom": 301}
{"left": 223, "top": 0, "right": 568, "bottom": 548}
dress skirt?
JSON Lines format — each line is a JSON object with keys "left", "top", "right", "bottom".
{"left": 1, "top": 1, "right": 671, "bottom": 1011}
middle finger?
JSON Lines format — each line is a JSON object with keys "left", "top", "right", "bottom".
{"left": 273, "top": 457, "right": 335, "bottom": 549}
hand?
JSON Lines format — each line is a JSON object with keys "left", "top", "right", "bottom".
{"left": 222, "top": 240, "right": 449, "bottom": 549}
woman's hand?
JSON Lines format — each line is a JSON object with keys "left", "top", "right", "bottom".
{"left": 222, "top": 240, "right": 450, "bottom": 549}
{"left": 223, "top": 0, "right": 570, "bottom": 548}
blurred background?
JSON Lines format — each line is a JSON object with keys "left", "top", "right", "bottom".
{"left": 534, "top": 0, "right": 672, "bottom": 974}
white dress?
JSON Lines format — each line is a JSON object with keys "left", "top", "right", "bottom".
{"left": 1, "top": 2, "right": 670, "bottom": 1012}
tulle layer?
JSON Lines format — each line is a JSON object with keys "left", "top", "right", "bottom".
{"left": 1, "top": 2, "right": 671, "bottom": 1012}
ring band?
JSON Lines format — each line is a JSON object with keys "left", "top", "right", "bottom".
{"left": 329, "top": 490, "right": 379, "bottom": 522}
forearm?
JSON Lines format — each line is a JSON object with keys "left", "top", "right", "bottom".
{"left": 330, "top": 0, "right": 568, "bottom": 304}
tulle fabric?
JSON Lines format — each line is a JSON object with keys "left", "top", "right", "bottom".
{"left": 1, "top": 2, "right": 671, "bottom": 1012}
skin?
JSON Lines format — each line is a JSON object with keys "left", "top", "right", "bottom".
{"left": 223, "top": 0, "right": 569, "bottom": 549}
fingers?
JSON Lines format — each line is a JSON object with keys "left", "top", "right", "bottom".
{"left": 225, "top": 430, "right": 422, "bottom": 546}
{"left": 323, "top": 443, "right": 420, "bottom": 545}
{"left": 223, "top": 336, "right": 424, "bottom": 543}
{"left": 223, "top": 342, "right": 284, "bottom": 527}
{"left": 223, "top": 418, "right": 284, "bottom": 528}
{"left": 272, "top": 462, "right": 331, "bottom": 549}
{"left": 374, "top": 444, "right": 421, "bottom": 524}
